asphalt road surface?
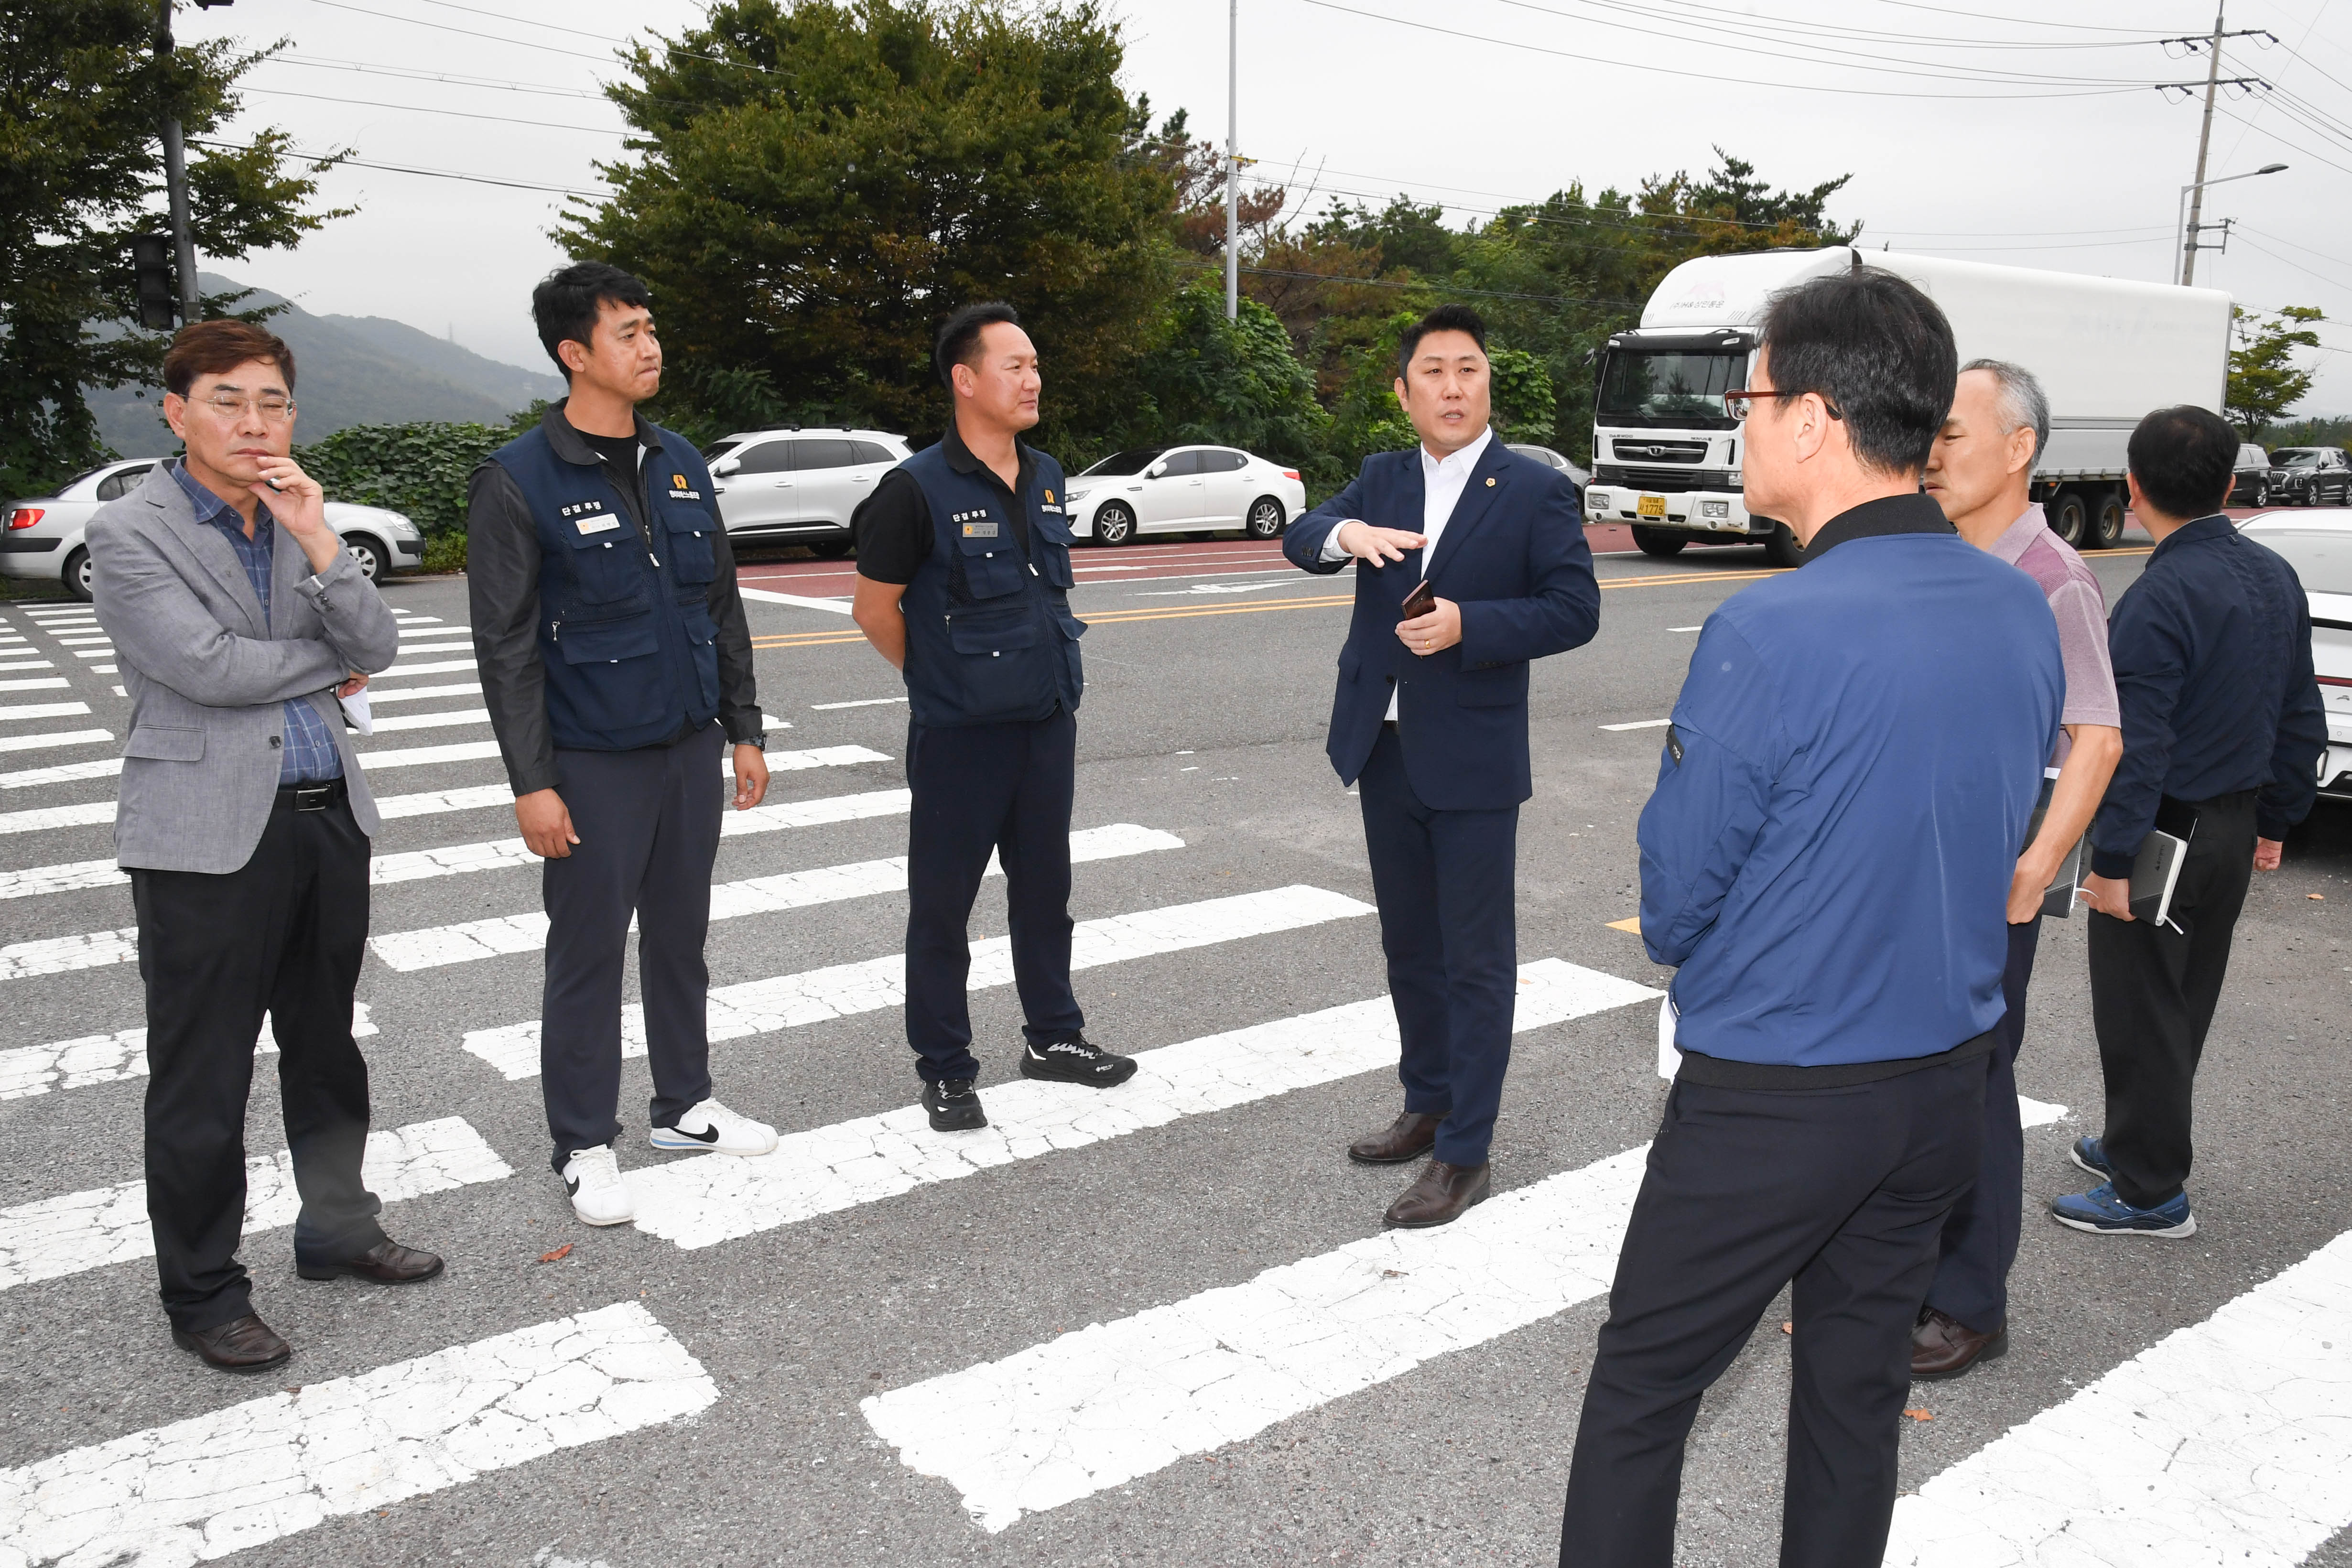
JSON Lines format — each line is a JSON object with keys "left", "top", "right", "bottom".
{"left": 0, "top": 522, "right": 2346, "bottom": 1568}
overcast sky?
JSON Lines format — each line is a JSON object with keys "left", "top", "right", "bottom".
{"left": 180, "top": 0, "right": 2352, "bottom": 412}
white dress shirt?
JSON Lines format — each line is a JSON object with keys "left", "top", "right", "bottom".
{"left": 1322, "top": 424, "right": 1494, "bottom": 720}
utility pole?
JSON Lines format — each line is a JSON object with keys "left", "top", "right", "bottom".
{"left": 155, "top": 0, "right": 198, "bottom": 321}
{"left": 1225, "top": 0, "right": 1239, "bottom": 320}
{"left": 2180, "top": 5, "right": 2225, "bottom": 287}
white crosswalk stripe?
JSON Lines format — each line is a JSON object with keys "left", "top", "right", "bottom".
{"left": 460, "top": 884, "right": 1378, "bottom": 1081}
{"left": 0, "top": 1301, "right": 716, "bottom": 1568}
{"left": 1885, "top": 1226, "right": 2352, "bottom": 1566}
{"left": 630, "top": 959, "right": 1660, "bottom": 1252}
{"left": 0, "top": 725, "right": 108, "bottom": 756}
{"left": 373, "top": 822, "right": 1180, "bottom": 973}
{"left": 0, "top": 1005, "right": 374, "bottom": 1101}
{"left": 866, "top": 1143, "right": 1652, "bottom": 1532}
{"left": 0, "top": 1116, "right": 510, "bottom": 1292}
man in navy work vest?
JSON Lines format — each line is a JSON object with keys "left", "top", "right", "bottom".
{"left": 468, "top": 262, "right": 777, "bottom": 1228}
{"left": 1284, "top": 303, "right": 1600, "bottom": 1229}
{"left": 1559, "top": 270, "right": 2061, "bottom": 1568}
{"left": 849, "top": 302, "right": 1136, "bottom": 1132}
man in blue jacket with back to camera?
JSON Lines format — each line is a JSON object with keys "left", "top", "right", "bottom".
{"left": 1285, "top": 303, "right": 1598, "bottom": 1229}
{"left": 1558, "top": 269, "right": 2061, "bottom": 1568}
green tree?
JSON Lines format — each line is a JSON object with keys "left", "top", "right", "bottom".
{"left": 1116, "top": 285, "right": 1329, "bottom": 476}
{"left": 0, "top": 0, "right": 344, "bottom": 495}
{"left": 2227, "top": 305, "right": 2323, "bottom": 436}
{"left": 567, "top": 0, "right": 1176, "bottom": 457}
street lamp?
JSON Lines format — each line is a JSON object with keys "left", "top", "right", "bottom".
{"left": 2178, "top": 162, "right": 2287, "bottom": 286}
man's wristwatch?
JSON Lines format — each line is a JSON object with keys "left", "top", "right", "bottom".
{"left": 735, "top": 734, "right": 767, "bottom": 751}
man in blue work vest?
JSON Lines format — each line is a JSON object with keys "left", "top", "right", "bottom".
{"left": 849, "top": 302, "right": 1136, "bottom": 1131}
{"left": 468, "top": 262, "right": 778, "bottom": 1228}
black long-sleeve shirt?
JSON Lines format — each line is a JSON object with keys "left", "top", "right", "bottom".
{"left": 466, "top": 404, "right": 762, "bottom": 796}
{"left": 2089, "top": 513, "right": 2326, "bottom": 876}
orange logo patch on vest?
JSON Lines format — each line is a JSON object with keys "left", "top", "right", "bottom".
{"left": 673, "top": 473, "right": 688, "bottom": 490}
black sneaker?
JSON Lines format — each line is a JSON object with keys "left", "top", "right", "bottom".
{"left": 1019, "top": 1032, "right": 1138, "bottom": 1088}
{"left": 922, "top": 1078, "right": 986, "bottom": 1132}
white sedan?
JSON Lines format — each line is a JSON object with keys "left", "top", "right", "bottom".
{"left": 1, "top": 457, "right": 425, "bottom": 600}
{"left": 1062, "top": 445, "right": 1306, "bottom": 545}
{"left": 2237, "top": 512, "right": 2352, "bottom": 800}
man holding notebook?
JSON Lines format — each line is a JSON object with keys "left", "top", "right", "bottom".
{"left": 2062, "top": 405, "right": 2326, "bottom": 1238}
{"left": 1916, "top": 360, "right": 2122, "bottom": 1378}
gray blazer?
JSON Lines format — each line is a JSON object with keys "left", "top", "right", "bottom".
{"left": 89, "top": 465, "right": 401, "bottom": 873}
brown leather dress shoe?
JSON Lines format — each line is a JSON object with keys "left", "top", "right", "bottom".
{"left": 1911, "top": 1305, "right": 2007, "bottom": 1380}
{"left": 1349, "top": 1111, "right": 1443, "bottom": 1166}
{"left": 172, "top": 1313, "right": 292, "bottom": 1373}
{"left": 1383, "top": 1160, "right": 1492, "bottom": 1228}
{"left": 297, "top": 1238, "right": 445, "bottom": 1285}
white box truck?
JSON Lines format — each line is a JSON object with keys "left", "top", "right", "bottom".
{"left": 1582, "top": 248, "right": 2233, "bottom": 566}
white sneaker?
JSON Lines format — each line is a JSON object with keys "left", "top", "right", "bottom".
{"left": 560, "top": 1145, "right": 635, "bottom": 1226}
{"left": 649, "top": 1097, "right": 778, "bottom": 1157}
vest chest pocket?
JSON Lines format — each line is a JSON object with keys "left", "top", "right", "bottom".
{"left": 564, "top": 527, "right": 651, "bottom": 610}
{"left": 663, "top": 509, "right": 717, "bottom": 589}
{"left": 1033, "top": 509, "right": 1076, "bottom": 589}
{"left": 957, "top": 530, "right": 1027, "bottom": 600}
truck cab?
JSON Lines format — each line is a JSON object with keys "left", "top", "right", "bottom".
{"left": 1583, "top": 328, "right": 1804, "bottom": 566}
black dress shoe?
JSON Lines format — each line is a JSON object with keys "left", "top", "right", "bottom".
{"left": 172, "top": 1313, "right": 292, "bottom": 1373}
{"left": 923, "top": 1078, "right": 987, "bottom": 1131}
{"left": 1383, "top": 1160, "right": 1492, "bottom": 1228}
{"left": 298, "top": 1238, "right": 445, "bottom": 1285}
{"left": 1911, "top": 1305, "right": 2008, "bottom": 1380}
{"left": 1348, "top": 1111, "right": 1443, "bottom": 1165}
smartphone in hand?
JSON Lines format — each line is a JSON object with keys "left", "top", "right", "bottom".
{"left": 1398, "top": 579, "right": 1436, "bottom": 619}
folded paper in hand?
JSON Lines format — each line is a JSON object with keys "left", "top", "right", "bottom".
{"left": 339, "top": 688, "right": 373, "bottom": 736}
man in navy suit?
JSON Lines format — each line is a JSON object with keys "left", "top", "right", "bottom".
{"left": 1284, "top": 304, "right": 1599, "bottom": 1228}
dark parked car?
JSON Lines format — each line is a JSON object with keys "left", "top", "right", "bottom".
{"left": 2270, "top": 446, "right": 2352, "bottom": 506}
{"left": 2228, "top": 443, "right": 2276, "bottom": 508}
{"left": 1506, "top": 443, "right": 1589, "bottom": 501}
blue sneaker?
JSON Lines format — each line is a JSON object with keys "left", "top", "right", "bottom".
{"left": 2070, "top": 1135, "right": 2116, "bottom": 1182}
{"left": 2050, "top": 1182, "right": 2196, "bottom": 1237}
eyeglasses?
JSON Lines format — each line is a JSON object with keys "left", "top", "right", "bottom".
{"left": 1722, "top": 388, "right": 1842, "bottom": 422}
{"left": 190, "top": 393, "right": 295, "bottom": 422}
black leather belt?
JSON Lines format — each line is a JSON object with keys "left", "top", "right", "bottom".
{"left": 277, "top": 779, "right": 348, "bottom": 812}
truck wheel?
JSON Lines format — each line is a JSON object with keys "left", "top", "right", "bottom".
{"left": 2049, "top": 491, "right": 2089, "bottom": 547}
{"left": 1630, "top": 525, "right": 1686, "bottom": 558}
{"left": 1763, "top": 521, "right": 1805, "bottom": 569}
{"left": 2089, "top": 491, "right": 2127, "bottom": 549}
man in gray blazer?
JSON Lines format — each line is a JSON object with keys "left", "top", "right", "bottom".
{"left": 90, "top": 320, "right": 442, "bottom": 1375}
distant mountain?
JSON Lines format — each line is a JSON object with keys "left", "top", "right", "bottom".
{"left": 86, "top": 273, "right": 566, "bottom": 456}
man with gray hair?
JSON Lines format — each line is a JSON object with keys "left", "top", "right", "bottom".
{"left": 1917, "top": 358, "right": 2123, "bottom": 1378}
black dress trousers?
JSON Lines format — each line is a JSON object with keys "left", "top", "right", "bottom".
{"left": 541, "top": 720, "right": 725, "bottom": 1168}
{"left": 902, "top": 705, "right": 1084, "bottom": 1082}
{"left": 131, "top": 795, "right": 386, "bottom": 1334}
{"left": 2087, "top": 791, "right": 2257, "bottom": 1209}
{"left": 1925, "top": 915, "right": 2041, "bottom": 1334}
{"left": 1560, "top": 1053, "right": 1985, "bottom": 1568}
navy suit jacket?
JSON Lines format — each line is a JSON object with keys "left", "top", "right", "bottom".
{"left": 1285, "top": 440, "right": 1598, "bottom": 810}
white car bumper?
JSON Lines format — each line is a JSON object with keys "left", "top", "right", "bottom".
{"left": 1584, "top": 486, "right": 1761, "bottom": 534}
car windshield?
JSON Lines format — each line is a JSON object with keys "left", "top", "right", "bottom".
{"left": 2244, "top": 528, "right": 2352, "bottom": 596}
{"left": 1595, "top": 349, "right": 1744, "bottom": 429}
{"left": 2279, "top": 450, "right": 2325, "bottom": 467}
{"left": 1082, "top": 449, "right": 1163, "bottom": 476}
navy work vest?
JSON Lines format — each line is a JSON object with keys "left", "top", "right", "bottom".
{"left": 489, "top": 421, "right": 724, "bottom": 752}
{"left": 898, "top": 442, "right": 1085, "bottom": 727}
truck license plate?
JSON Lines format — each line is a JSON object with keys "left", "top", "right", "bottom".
{"left": 1637, "top": 495, "right": 1666, "bottom": 519}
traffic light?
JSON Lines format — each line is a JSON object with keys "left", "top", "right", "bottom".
{"left": 132, "top": 235, "right": 176, "bottom": 331}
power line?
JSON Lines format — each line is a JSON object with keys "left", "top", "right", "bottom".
{"left": 1288, "top": 0, "right": 2150, "bottom": 99}
{"left": 271, "top": 54, "right": 611, "bottom": 100}
{"left": 301, "top": 0, "right": 788, "bottom": 77}
{"left": 1180, "top": 258, "right": 1639, "bottom": 308}
{"left": 299, "top": 0, "right": 629, "bottom": 67}
{"left": 1859, "top": 0, "right": 2169, "bottom": 33}
{"left": 185, "top": 136, "right": 603, "bottom": 197}
{"left": 241, "top": 86, "right": 625, "bottom": 135}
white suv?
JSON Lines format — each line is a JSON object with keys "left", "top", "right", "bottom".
{"left": 1, "top": 458, "right": 426, "bottom": 600}
{"left": 704, "top": 429, "right": 911, "bottom": 557}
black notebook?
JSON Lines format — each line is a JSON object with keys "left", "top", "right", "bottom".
{"left": 2024, "top": 770, "right": 2085, "bottom": 919}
